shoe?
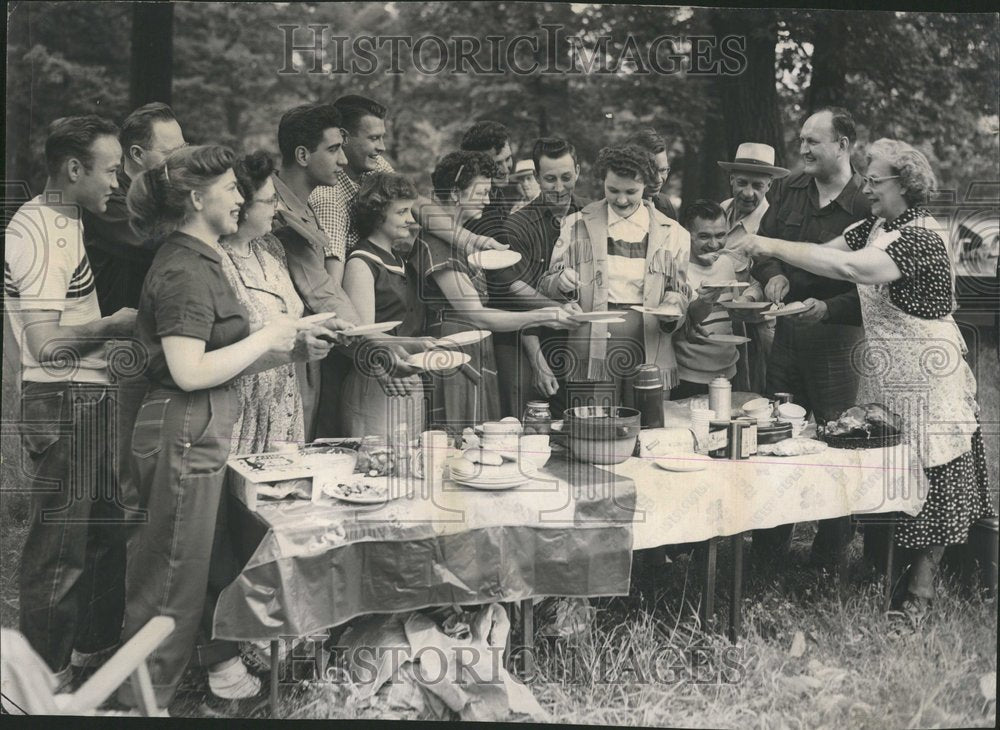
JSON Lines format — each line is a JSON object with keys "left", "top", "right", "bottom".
{"left": 208, "top": 659, "right": 263, "bottom": 700}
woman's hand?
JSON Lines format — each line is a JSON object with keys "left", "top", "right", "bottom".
{"left": 531, "top": 356, "right": 560, "bottom": 397}
{"left": 258, "top": 316, "right": 300, "bottom": 354}
{"left": 538, "top": 305, "right": 583, "bottom": 330}
{"left": 292, "top": 328, "right": 335, "bottom": 362}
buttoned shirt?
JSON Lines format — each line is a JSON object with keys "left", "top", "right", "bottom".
{"left": 271, "top": 173, "right": 360, "bottom": 324}
{"left": 721, "top": 197, "right": 768, "bottom": 235}
{"left": 750, "top": 170, "right": 870, "bottom": 325}
{"left": 308, "top": 157, "right": 395, "bottom": 261}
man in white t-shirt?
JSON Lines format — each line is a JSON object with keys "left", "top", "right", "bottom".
{"left": 4, "top": 115, "right": 137, "bottom": 685}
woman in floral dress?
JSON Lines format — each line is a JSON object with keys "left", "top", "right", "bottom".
{"left": 729, "top": 138, "right": 994, "bottom": 612}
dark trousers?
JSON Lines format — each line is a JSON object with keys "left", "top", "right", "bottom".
{"left": 313, "top": 350, "right": 352, "bottom": 439}
{"left": 494, "top": 336, "right": 535, "bottom": 419}
{"left": 118, "top": 385, "right": 238, "bottom": 707}
{"left": 669, "top": 380, "right": 710, "bottom": 400}
{"left": 753, "top": 319, "right": 863, "bottom": 560}
{"left": 18, "top": 381, "right": 127, "bottom": 673}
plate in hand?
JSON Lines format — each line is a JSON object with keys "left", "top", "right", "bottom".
{"left": 701, "top": 281, "right": 750, "bottom": 289}
{"left": 433, "top": 330, "right": 491, "bottom": 348}
{"left": 342, "top": 321, "right": 403, "bottom": 336}
{"left": 763, "top": 302, "right": 811, "bottom": 317}
{"left": 569, "top": 311, "right": 629, "bottom": 323}
{"left": 298, "top": 312, "right": 338, "bottom": 326}
{"left": 721, "top": 300, "right": 770, "bottom": 310}
{"left": 630, "top": 305, "right": 683, "bottom": 318}
{"left": 707, "top": 333, "right": 751, "bottom": 345}
{"left": 468, "top": 250, "right": 522, "bottom": 270}
{"left": 406, "top": 350, "right": 472, "bottom": 371}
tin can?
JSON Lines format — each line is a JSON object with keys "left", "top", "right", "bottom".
{"left": 707, "top": 419, "right": 730, "bottom": 458}
{"left": 736, "top": 417, "right": 758, "bottom": 457}
{"left": 727, "top": 421, "right": 746, "bottom": 460}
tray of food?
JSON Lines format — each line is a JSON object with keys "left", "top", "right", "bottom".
{"left": 818, "top": 403, "right": 904, "bottom": 449}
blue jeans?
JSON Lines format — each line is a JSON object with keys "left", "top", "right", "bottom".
{"left": 17, "top": 381, "right": 127, "bottom": 673}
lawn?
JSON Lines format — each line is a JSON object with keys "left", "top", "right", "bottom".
{"left": 1, "top": 317, "right": 997, "bottom": 724}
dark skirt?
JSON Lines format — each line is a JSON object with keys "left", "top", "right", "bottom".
{"left": 895, "top": 428, "right": 996, "bottom": 549}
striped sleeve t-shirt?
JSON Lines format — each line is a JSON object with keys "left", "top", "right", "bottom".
{"left": 4, "top": 197, "right": 108, "bottom": 383}
{"left": 606, "top": 202, "right": 650, "bottom": 304}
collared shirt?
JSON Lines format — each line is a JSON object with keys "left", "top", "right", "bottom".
{"left": 271, "top": 172, "right": 360, "bottom": 324}
{"left": 81, "top": 169, "right": 157, "bottom": 315}
{"left": 721, "top": 197, "right": 769, "bottom": 235}
{"left": 136, "top": 231, "right": 250, "bottom": 389}
{"left": 649, "top": 191, "right": 678, "bottom": 221}
{"left": 308, "top": 157, "right": 395, "bottom": 261}
{"left": 751, "top": 169, "right": 870, "bottom": 325}
{"left": 5, "top": 196, "right": 108, "bottom": 383}
{"left": 606, "top": 202, "right": 650, "bottom": 304}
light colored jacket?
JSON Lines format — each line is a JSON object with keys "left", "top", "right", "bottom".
{"left": 539, "top": 200, "right": 692, "bottom": 388}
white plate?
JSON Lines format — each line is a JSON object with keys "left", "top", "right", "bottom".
{"left": 342, "top": 321, "right": 403, "bottom": 336}
{"left": 629, "top": 305, "right": 683, "bottom": 318}
{"left": 406, "top": 350, "right": 472, "bottom": 371}
{"left": 651, "top": 453, "right": 708, "bottom": 472}
{"left": 298, "top": 312, "right": 339, "bottom": 325}
{"left": 707, "top": 333, "right": 751, "bottom": 345}
{"left": 720, "top": 300, "right": 771, "bottom": 310}
{"left": 569, "top": 311, "right": 629, "bottom": 323}
{"left": 433, "top": 330, "right": 491, "bottom": 348}
{"left": 763, "top": 302, "right": 811, "bottom": 317}
{"left": 468, "top": 250, "right": 522, "bottom": 270}
{"left": 702, "top": 281, "right": 750, "bottom": 289}
{"left": 322, "top": 476, "right": 396, "bottom": 503}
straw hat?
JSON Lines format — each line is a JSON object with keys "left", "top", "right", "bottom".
{"left": 511, "top": 159, "right": 536, "bottom": 179}
{"left": 717, "top": 142, "right": 790, "bottom": 178}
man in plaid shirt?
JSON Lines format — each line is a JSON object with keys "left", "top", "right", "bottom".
{"left": 310, "top": 95, "right": 506, "bottom": 286}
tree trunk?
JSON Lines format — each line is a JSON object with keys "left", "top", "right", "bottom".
{"left": 129, "top": 3, "right": 174, "bottom": 108}
{"left": 805, "top": 11, "right": 849, "bottom": 112}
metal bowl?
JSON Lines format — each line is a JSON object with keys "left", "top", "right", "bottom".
{"left": 565, "top": 406, "right": 641, "bottom": 464}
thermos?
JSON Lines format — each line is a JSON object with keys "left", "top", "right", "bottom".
{"left": 708, "top": 377, "right": 732, "bottom": 421}
{"left": 633, "top": 364, "right": 665, "bottom": 429}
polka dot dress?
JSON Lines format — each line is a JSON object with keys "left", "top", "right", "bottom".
{"left": 846, "top": 207, "right": 995, "bottom": 549}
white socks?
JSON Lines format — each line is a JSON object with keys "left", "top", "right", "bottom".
{"left": 207, "top": 659, "right": 261, "bottom": 700}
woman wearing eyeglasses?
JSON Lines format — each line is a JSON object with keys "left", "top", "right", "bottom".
{"left": 728, "top": 138, "right": 994, "bottom": 615}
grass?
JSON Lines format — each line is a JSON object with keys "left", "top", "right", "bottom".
{"left": 1, "top": 317, "right": 997, "bottom": 723}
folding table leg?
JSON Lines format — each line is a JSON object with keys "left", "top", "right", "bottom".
{"left": 834, "top": 517, "right": 851, "bottom": 599}
{"left": 729, "top": 533, "right": 744, "bottom": 643}
{"left": 521, "top": 599, "right": 534, "bottom": 676}
{"left": 270, "top": 639, "right": 280, "bottom": 717}
{"left": 698, "top": 538, "right": 718, "bottom": 631}
{"left": 883, "top": 521, "right": 896, "bottom": 612}
{"left": 503, "top": 603, "right": 513, "bottom": 666}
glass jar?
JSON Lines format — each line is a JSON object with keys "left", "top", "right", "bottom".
{"left": 522, "top": 400, "right": 553, "bottom": 435}
{"left": 357, "top": 435, "right": 397, "bottom": 476}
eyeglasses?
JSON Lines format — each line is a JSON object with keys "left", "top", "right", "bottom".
{"left": 252, "top": 195, "right": 279, "bottom": 208}
{"left": 861, "top": 174, "right": 900, "bottom": 187}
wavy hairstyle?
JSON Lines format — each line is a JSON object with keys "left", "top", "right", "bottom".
{"left": 593, "top": 145, "right": 659, "bottom": 187}
{"left": 431, "top": 150, "right": 495, "bottom": 200}
{"left": 127, "top": 144, "right": 236, "bottom": 241}
{"left": 355, "top": 172, "right": 419, "bottom": 239}
{"left": 233, "top": 150, "right": 276, "bottom": 225}
{"left": 866, "top": 138, "right": 937, "bottom": 207}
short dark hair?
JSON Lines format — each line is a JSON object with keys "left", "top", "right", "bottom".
{"left": 431, "top": 150, "right": 496, "bottom": 198}
{"left": 627, "top": 128, "right": 667, "bottom": 155}
{"left": 460, "top": 121, "right": 510, "bottom": 154}
{"left": 120, "top": 102, "right": 178, "bottom": 155}
{"left": 593, "top": 145, "right": 659, "bottom": 187}
{"left": 355, "top": 172, "right": 418, "bottom": 240}
{"left": 333, "top": 94, "right": 388, "bottom": 134}
{"left": 813, "top": 106, "right": 857, "bottom": 145}
{"left": 531, "top": 137, "right": 578, "bottom": 171}
{"left": 680, "top": 199, "right": 726, "bottom": 231}
{"left": 234, "top": 150, "right": 276, "bottom": 225}
{"left": 44, "top": 115, "right": 120, "bottom": 177}
{"left": 277, "top": 103, "right": 343, "bottom": 166}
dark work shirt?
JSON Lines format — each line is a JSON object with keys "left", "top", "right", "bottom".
{"left": 649, "top": 192, "right": 678, "bottom": 222}
{"left": 347, "top": 239, "right": 423, "bottom": 337}
{"left": 751, "top": 170, "right": 870, "bottom": 326}
{"left": 81, "top": 169, "right": 156, "bottom": 315}
{"left": 137, "top": 231, "right": 250, "bottom": 389}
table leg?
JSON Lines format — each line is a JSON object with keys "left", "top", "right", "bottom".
{"left": 729, "top": 533, "right": 744, "bottom": 643}
{"left": 883, "top": 520, "right": 896, "bottom": 612}
{"left": 698, "top": 538, "right": 718, "bottom": 631}
{"left": 521, "top": 599, "right": 534, "bottom": 676}
{"left": 503, "top": 603, "right": 513, "bottom": 667}
{"left": 270, "top": 639, "right": 280, "bottom": 717}
{"left": 835, "top": 517, "right": 851, "bottom": 599}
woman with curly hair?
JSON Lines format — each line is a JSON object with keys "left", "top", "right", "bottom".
{"left": 728, "top": 138, "right": 994, "bottom": 613}
{"left": 413, "top": 150, "right": 581, "bottom": 433}
{"left": 538, "top": 144, "right": 693, "bottom": 406}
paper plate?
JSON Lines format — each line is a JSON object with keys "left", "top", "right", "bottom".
{"left": 569, "top": 311, "right": 629, "bottom": 323}
{"left": 321, "top": 476, "right": 396, "bottom": 504}
{"left": 406, "top": 350, "right": 472, "bottom": 371}
{"left": 629, "top": 305, "right": 683, "bottom": 318}
{"left": 708, "top": 333, "right": 751, "bottom": 345}
{"left": 342, "top": 321, "right": 403, "bottom": 336}
{"left": 721, "top": 300, "right": 771, "bottom": 310}
{"left": 763, "top": 302, "right": 811, "bottom": 317}
{"left": 433, "top": 330, "right": 492, "bottom": 348}
{"left": 701, "top": 281, "right": 750, "bottom": 289}
{"left": 298, "top": 312, "right": 338, "bottom": 326}
{"left": 468, "top": 250, "right": 522, "bottom": 270}
{"left": 651, "top": 453, "right": 708, "bottom": 472}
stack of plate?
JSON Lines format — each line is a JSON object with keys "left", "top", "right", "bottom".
{"left": 447, "top": 458, "right": 537, "bottom": 490}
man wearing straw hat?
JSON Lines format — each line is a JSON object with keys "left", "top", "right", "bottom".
{"left": 717, "top": 142, "right": 790, "bottom": 393}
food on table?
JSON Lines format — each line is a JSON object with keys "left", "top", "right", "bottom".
{"left": 824, "top": 403, "right": 902, "bottom": 439}
{"left": 758, "top": 437, "right": 828, "bottom": 456}
{"left": 462, "top": 447, "right": 505, "bottom": 466}
{"left": 325, "top": 476, "right": 390, "bottom": 502}
{"left": 356, "top": 441, "right": 397, "bottom": 476}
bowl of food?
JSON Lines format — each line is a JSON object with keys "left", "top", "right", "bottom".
{"left": 564, "top": 406, "right": 641, "bottom": 464}
{"left": 819, "top": 403, "right": 903, "bottom": 449}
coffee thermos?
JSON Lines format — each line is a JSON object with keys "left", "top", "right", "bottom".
{"left": 633, "top": 364, "right": 665, "bottom": 429}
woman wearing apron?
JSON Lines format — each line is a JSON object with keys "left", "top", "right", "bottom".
{"left": 411, "top": 151, "right": 580, "bottom": 435}
{"left": 729, "top": 138, "right": 994, "bottom": 614}
{"left": 117, "top": 145, "right": 340, "bottom": 708}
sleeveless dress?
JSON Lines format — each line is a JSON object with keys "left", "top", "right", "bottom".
{"left": 843, "top": 208, "right": 994, "bottom": 548}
